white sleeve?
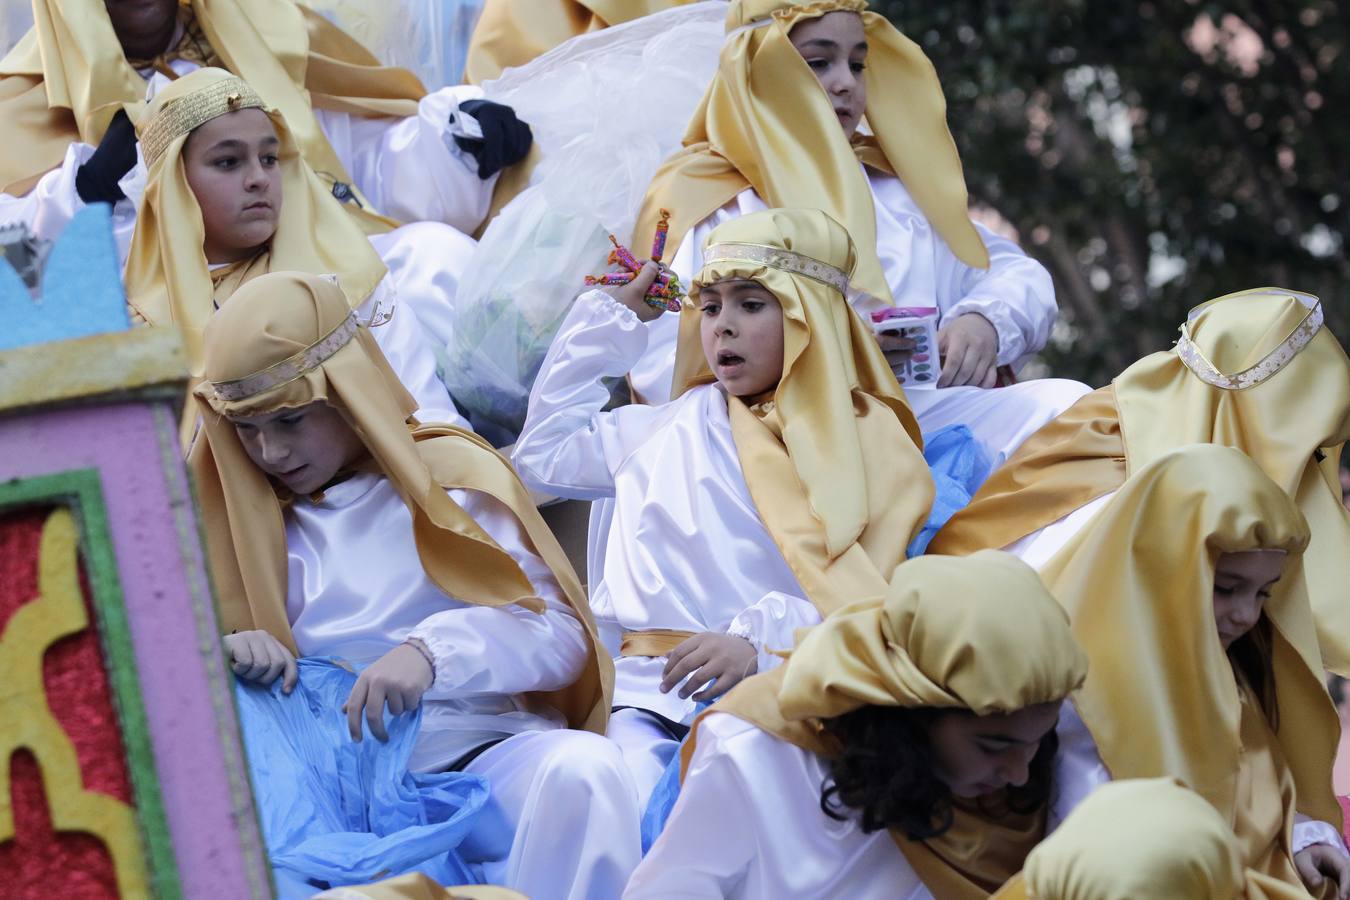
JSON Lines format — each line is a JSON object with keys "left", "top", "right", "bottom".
{"left": 1048, "top": 699, "right": 1112, "bottom": 832}
{"left": 361, "top": 278, "right": 465, "bottom": 428}
{"left": 407, "top": 487, "right": 589, "bottom": 699}
{"left": 937, "top": 221, "right": 1058, "bottom": 369}
{"left": 0, "top": 143, "right": 142, "bottom": 265}
{"left": 726, "top": 591, "right": 823, "bottom": 674}
{"left": 511, "top": 289, "right": 673, "bottom": 499}
{"left": 624, "top": 713, "right": 757, "bottom": 898}
{"left": 314, "top": 85, "right": 498, "bottom": 234}
{"left": 1293, "top": 814, "right": 1350, "bottom": 855}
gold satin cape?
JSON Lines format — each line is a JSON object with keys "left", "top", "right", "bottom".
{"left": 188, "top": 271, "right": 612, "bottom": 733}
{"left": 686, "top": 550, "right": 1088, "bottom": 899}
{"left": 930, "top": 287, "right": 1350, "bottom": 677}
{"left": 463, "top": 0, "right": 692, "bottom": 83}
{"left": 0, "top": 0, "right": 424, "bottom": 206}
{"left": 637, "top": 0, "right": 988, "bottom": 379}
{"left": 682, "top": 208, "right": 933, "bottom": 616}
{"left": 123, "top": 68, "right": 388, "bottom": 374}
{"left": 990, "top": 778, "right": 1247, "bottom": 900}
{"left": 1035, "top": 444, "right": 1341, "bottom": 895}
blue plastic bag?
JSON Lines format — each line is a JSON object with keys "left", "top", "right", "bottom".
{"left": 234, "top": 658, "right": 498, "bottom": 897}
{"left": 907, "top": 424, "right": 991, "bottom": 557}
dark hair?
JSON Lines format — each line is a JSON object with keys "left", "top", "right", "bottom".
{"left": 817, "top": 705, "right": 1059, "bottom": 840}
{"left": 1229, "top": 614, "right": 1279, "bottom": 727}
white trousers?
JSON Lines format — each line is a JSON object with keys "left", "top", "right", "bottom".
{"left": 606, "top": 706, "right": 683, "bottom": 812}
{"left": 464, "top": 729, "right": 642, "bottom": 900}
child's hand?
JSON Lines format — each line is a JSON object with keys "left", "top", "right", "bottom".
{"left": 874, "top": 331, "right": 917, "bottom": 369}
{"left": 660, "top": 632, "right": 758, "bottom": 703}
{"left": 223, "top": 630, "right": 298, "bottom": 694}
{"left": 601, "top": 261, "right": 663, "bottom": 323}
{"left": 937, "top": 313, "right": 998, "bottom": 388}
{"left": 343, "top": 640, "right": 434, "bottom": 742}
{"left": 1296, "top": 845, "right": 1350, "bottom": 900}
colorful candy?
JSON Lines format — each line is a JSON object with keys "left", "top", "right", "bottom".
{"left": 583, "top": 209, "right": 686, "bottom": 313}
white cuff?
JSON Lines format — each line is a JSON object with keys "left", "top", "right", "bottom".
{"left": 1293, "top": 818, "right": 1349, "bottom": 855}
{"left": 944, "top": 298, "right": 1023, "bottom": 368}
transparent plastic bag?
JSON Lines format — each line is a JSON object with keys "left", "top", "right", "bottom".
{"left": 442, "top": 2, "right": 726, "bottom": 443}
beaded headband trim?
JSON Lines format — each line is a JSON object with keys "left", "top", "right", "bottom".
{"left": 140, "top": 76, "right": 267, "bottom": 168}
{"left": 1176, "top": 290, "right": 1322, "bottom": 391}
{"left": 209, "top": 308, "right": 359, "bottom": 402}
{"left": 701, "top": 242, "right": 851, "bottom": 295}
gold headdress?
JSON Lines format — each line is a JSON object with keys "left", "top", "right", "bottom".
{"left": 138, "top": 74, "right": 265, "bottom": 168}
{"left": 1037, "top": 445, "right": 1339, "bottom": 888}
{"left": 124, "top": 68, "right": 387, "bottom": 373}
{"left": 700, "top": 550, "right": 1088, "bottom": 899}
{"left": 634, "top": 0, "right": 987, "bottom": 329}
{"left": 191, "top": 271, "right": 612, "bottom": 732}
{"left": 930, "top": 287, "right": 1350, "bottom": 677}
{"left": 680, "top": 208, "right": 932, "bottom": 616}
{"left": 991, "top": 779, "right": 1244, "bottom": 900}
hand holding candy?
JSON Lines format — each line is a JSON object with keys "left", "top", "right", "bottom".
{"left": 583, "top": 209, "right": 685, "bottom": 313}
{"left": 601, "top": 261, "right": 665, "bottom": 323}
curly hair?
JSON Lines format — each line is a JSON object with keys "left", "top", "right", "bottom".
{"left": 817, "top": 705, "right": 1059, "bottom": 840}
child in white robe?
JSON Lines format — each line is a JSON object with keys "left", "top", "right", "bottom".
{"left": 1037, "top": 445, "right": 1350, "bottom": 897}
{"left": 0, "top": 0, "right": 527, "bottom": 243}
{"left": 190, "top": 270, "right": 638, "bottom": 900}
{"left": 930, "top": 287, "right": 1350, "bottom": 679}
{"left": 629, "top": 0, "right": 1088, "bottom": 466}
{"left": 624, "top": 551, "right": 1089, "bottom": 899}
{"left": 513, "top": 207, "right": 935, "bottom": 806}
{"left": 118, "top": 67, "right": 462, "bottom": 423}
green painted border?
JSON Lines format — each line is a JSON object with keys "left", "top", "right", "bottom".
{"left": 0, "top": 469, "right": 183, "bottom": 900}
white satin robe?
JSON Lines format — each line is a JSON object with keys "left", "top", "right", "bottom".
{"left": 512, "top": 290, "right": 823, "bottom": 799}
{"left": 283, "top": 470, "right": 641, "bottom": 900}
{"left": 624, "top": 711, "right": 934, "bottom": 900}
{"left": 629, "top": 169, "right": 1090, "bottom": 466}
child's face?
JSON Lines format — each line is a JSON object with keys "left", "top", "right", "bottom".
{"left": 925, "top": 701, "right": 1061, "bottom": 799}
{"left": 789, "top": 11, "right": 869, "bottom": 139}
{"left": 230, "top": 401, "right": 365, "bottom": 496}
{"left": 104, "top": 0, "right": 178, "bottom": 57}
{"left": 1213, "top": 549, "right": 1286, "bottom": 649}
{"left": 184, "top": 108, "right": 283, "bottom": 265}
{"left": 698, "top": 278, "right": 785, "bottom": 398}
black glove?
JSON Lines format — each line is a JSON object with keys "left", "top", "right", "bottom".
{"left": 75, "top": 109, "right": 140, "bottom": 205}
{"left": 452, "top": 99, "right": 532, "bottom": 180}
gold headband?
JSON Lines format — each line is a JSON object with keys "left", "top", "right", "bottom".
{"left": 700, "top": 242, "right": 851, "bottom": 295}
{"left": 1177, "top": 289, "right": 1323, "bottom": 391}
{"left": 140, "top": 76, "right": 268, "bottom": 168}
{"left": 209, "top": 308, "right": 359, "bottom": 402}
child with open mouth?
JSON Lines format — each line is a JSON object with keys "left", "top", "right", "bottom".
{"left": 513, "top": 206, "right": 936, "bottom": 816}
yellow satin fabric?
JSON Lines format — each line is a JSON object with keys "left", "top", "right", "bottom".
{"left": 991, "top": 778, "right": 1245, "bottom": 900}
{"left": 189, "top": 271, "right": 612, "bottom": 733}
{"left": 0, "top": 0, "right": 424, "bottom": 202}
{"left": 123, "top": 68, "right": 388, "bottom": 373}
{"left": 1036, "top": 445, "right": 1340, "bottom": 891}
{"left": 463, "top": 0, "right": 691, "bottom": 83}
{"left": 619, "top": 629, "right": 696, "bottom": 658}
{"left": 635, "top": 0, "right": 987, "bottom": 341}
{"left": 931, "top": 287, "right": 1350, "bottom": 675}
{"left": 680, "top": 208, "right": 932, "bottom": 614}
{"left": 693, "top": 551, "right": 1087, "bottom": 898}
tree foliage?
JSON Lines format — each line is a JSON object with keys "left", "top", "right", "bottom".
{"left": 879, "top": 0, "right": 1348, "bottom": 385}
